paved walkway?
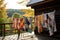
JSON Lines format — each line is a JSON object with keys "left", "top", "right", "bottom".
{"left": 0, "top": 32, "right": 60, "bottom": 40}
{"left": 0, "top": 32, "right": 38, "bottom": 40}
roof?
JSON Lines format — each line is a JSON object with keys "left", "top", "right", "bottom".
{"left": 27, "top": 0, "right": 44, "bottom": 6}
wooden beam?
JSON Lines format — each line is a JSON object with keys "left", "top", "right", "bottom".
{"left": 29, "top": 0, "right": 54, "bottom": 7}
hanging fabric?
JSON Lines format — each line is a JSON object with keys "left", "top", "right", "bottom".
{"left": 34, "top": 16, "right": 38, "bottom": 27}
{"left": 19, "top": 18, "right": 25, "bottom": 30}
{"left": 34, "top": 16, "right": 39, "bottom": 33}
{"left": 25, "top": 17, "right": 30, "bottom": 25}
{"left": 38, "top": 15, "right": 43, "bottom": 33}
{"left": 28, "top": 24, "right": 32, "bottom": 33}
{"left": 49, "top": 11, "right": 57, "bottom": 32}
{"left": 12, "top": 18, "right": 18, "bottom": 29}
{"left": 47, "top": 10, "right": 57, "bottom": 36}
{"left": 43, "top": 14, "right": 48, "bottom": 28}
{"left": 29, "top": 17, "right": 33, "bottom": 29}
{"left": 24, "top": 17, "right": 29, "bottom": 32}
{"left": 35, "top": 15, "right": 43, "bottom": 33}
{"left": 46, "top": 13, "right": 53, "bottom": 36}
{"left": 18, "top": 18, "right": 20, "bottom": 29}
{"left": 25, "top": 24, "right": 29, "bottom": 32}
{"left": 27, "top": 17, "right": 32, "bottom": 33}
{"left": 39, "top": 14, "right": 43, "bottom": 24}
{"left": 30, "top": 17, "right": 32, "bottom": 25}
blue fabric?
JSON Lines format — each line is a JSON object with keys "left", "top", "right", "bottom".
{"left": 30, "top": 17, "right": 32, "bottom": 25}
{"left": 25, "top": 18, "right": 30, "bottom": 25}
{"left": 28, "top": 28, "right": 32, "bottom": 33}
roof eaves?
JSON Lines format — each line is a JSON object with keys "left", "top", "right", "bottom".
{"left": 27, "top": 0, "right": 54, "bottom": 7}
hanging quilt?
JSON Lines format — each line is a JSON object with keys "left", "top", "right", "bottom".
{"left": 12, "top": 18, "right": 18, "bottom": 29}
{"left": 47, "top": 11, "right": 57, "bottom": 36}
{"left": 19, "top": 18, "right": 25, "bottom": 30}
{"left": 38, "top": 15, "right": 43, "bottom": 33}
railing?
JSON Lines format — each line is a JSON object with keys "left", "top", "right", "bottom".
{"left": 0, "top": 23, "right": 20, "bottom": 40}
{"left": 0, "top": 23, "right": 12, "bottom": 36}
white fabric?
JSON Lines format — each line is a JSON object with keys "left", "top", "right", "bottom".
{"left": 43, "top": 14, "right": 47, "bottom": 28}
{"left": 47, "top": 10, "right": 57, "bottom": 36}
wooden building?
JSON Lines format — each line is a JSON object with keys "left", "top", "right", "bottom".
{"left": 27, "top": 0, "right": 60, "bottom": 38}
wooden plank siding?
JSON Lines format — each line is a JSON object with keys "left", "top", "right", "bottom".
{"left": 31, "top": 0, "right": 60, "bottom": 15}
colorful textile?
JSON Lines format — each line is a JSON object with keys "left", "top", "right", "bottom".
{"left": 39, "top": 14, "right": 43, "bottom": 24}
{"left": 47, "top": 11, "right": 57, "bottom": 36}
{"left": 35, "top": 15, "right": 43, "bottom": 33}
{"left": 12, "top": 18, "right": 18, "bottom": 29}
{"left": 30, "top": 17, "right": 32, "bottom": 24}
{"left": 38, "top": 15, "right": 43, "bottom": 33}
{"left": 34, "top": 16, "right": 38, "bottom": 26}
{"left": 34, "top": 10, "right": 57, "bottom": 36}
{"left": 43, "top": 14, "right": 47, "bottom": 28}
{"left": 25, "top": 17, "right": 30, "bottom": 25}
{"left": 28, "top": 28, "right": 32, "bottom": 33}
{"left": 12, "top": 18, "right": 25, "bottom": 30}
{"left": 19, "top": 18, "right": 25, "bottom": 30}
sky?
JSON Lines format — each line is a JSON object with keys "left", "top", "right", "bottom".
{"left": 4, "top": 0, "right": 31, "bottom": 9}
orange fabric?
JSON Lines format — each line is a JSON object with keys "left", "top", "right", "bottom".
{"left": 35, "top": 15, "right": 43, "bottom": 33}
{"left": 19, "top": 18, "right": 25, "bottom": 29}
{"left": 40, "top": 14, "right": 43, "bottom": 23}
{"left": 38, "top": 21, "right": 43, "bottom": 33}
{"left": 38, "top": 15, "right": 43, "bottom": 33}
{"left": 34, "top": 16, "right": 38, "bottom": 27}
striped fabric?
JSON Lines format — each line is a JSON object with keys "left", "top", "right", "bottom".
{"left": 12, "top": 18, "right": 25, "bottom": 30}
{"left": 12, "top": 18, "right": 18, "bottom": 29}
{"left": 19, "top": 18, "right": 25, "bottom": 30}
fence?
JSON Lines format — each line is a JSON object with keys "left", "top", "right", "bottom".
{"left": 0, "top": 23, "right": 21, "bottom": 40}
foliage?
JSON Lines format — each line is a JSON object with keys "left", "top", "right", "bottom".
{"left": 7, "top": 9, "right": 25, "bottom": 17}
{"left": 0, "top": 0, "right": 8, "bottom": 36}
{"left": 12, "top": 12, "right": 21, "bottom": 18}
{"left": 0, "top": 0, "right": 8, "bottom": 21}
{"left": 21, "top": 9, "right": 34, "bottom": 17}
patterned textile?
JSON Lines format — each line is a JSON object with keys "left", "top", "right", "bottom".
{"left": 34, "top": 10, "right": 57, "bottom": 36}
{"left": 39, "top": 14, "right": 43, "bottom": 24}
{"left": 30, "top": 17, "right": 32, "bottom": 25}
{"left": 19, "top": 18, "right": 25, "bottom": 30}
{"left": 43, "top": 14, "right": 47, "bottom": 28}
{"left": 38, "top": 15, "right": 43, "bottom": 33}
{"left": 12, "top": 18, "right": 25, "bottom": 30}
{"left": 29, "top": 17, "right": 32, "bottom": 29}
{"left": 47, "top": 11, "right": 57, "bottom": 36}
{"left": 35, "top": 15, "right": 43, "bottom": 33}
{"left": 34, "top": 16, "right": 38, "bottom": 26}
{"left": 25, "top": 18, "right": 30, "bottom": 25}
{"left": 12, "top": 18, "right": 18, "bottom": 29}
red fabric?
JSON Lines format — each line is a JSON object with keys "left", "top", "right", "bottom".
{"left": 19, "top": 18, "right": 25, "bottom": 30}
{"left": 12, "top": 18, "right": 25, "bottom": 30}
{"left": 46, "top": 19, "right": 48, "bottom": 24}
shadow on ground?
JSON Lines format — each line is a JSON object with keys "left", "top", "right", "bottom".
{"left": 35, "top": 33, "right": 60, "bottom": 40}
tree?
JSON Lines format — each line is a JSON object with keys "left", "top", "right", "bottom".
{"left": 21, "top": 9, "right": 34, "bottom": 17}
{"left": 0, "top": 0, "right": 8, "bottom": 36}
{"left": 0, "top": 0, "right": 7, "bottom": 18}
{"left": 12, "top": 12, "right": 21, "bottom": 18}
{"left": 0, "top": 0, "right": 8, "bottom": 23}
